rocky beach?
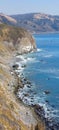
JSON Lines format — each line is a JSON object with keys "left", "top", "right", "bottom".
{"left": 13, "top": 52, "right": 59, "bottom": 130}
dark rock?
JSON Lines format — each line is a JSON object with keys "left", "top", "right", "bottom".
{"left": 12, "top": 64, "right": 19, "bottom": 69}
{"left": 31, "top": 97, "right": 34, "bottom": 100}
{"left": 24, "top": 93, "right": 29, "bottom": 97}
{"left": 27, "top": 80, "right": 31, "bottom": 85}
{"left": 45, "top": 100, "right": 49, "bottom": 103}
{"left": 31, "top": 100, "right": 33, "bottom": 102}
{"left": 27, "top": 85, "right": 31, "bottom": 88}
{"left": 44, "top": 90, "right": 50, "bottom": 95}
{"left": 34, "top": 104, "right": 45, "bottom": 119}
{"left": 33, "top": 92, "right": 37, "bottom": 95}
{"left": 21, "top": 64, "right": 26, "bottom": 68}
{"left": 24, "top": 78, "right": 27, "bottom": 82}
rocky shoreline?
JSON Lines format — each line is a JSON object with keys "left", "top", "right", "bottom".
{"left": 0, "top": 23, "right": 58, "bottom": 130}
{"left": 0, "top": 50, "right": 46, "bottom": 129}
{"left": 0, "top": 24, "right": 46, "bottom": 130}
{"left": 12, "top": 55, "right": 59, "bottom": 130}
{"left": 0, "top": 51, "right": 45, "bottom": 130}
{"left": 0, "top": 44, "right": 58, "bottom": 130}
{"left": 10, "top": 54, "right": 48, "bottom": 130}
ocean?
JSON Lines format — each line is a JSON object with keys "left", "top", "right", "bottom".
{"left": 16, "top": 33, "right": 59, "bottom": 127}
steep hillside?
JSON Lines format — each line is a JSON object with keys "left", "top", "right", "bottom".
{"left": 0, "top": 13, "right": 59, "bottom": 33}
{"left": 0, "top": 24, "right": 46, "bottom": 130}
{"left": 0, "top": 42, "right": 21, "bottom": 130}
{"left": 0, "top": 24, "right": 36, "bottom": 53}
{"left": 11, "top": 13, "right": 59, "bottom": 33}
{"left": 0, "top": 13, "right": 17, "bottom": 25}
{"left": 0, "top": 42, "right": 38, "bottom": 130}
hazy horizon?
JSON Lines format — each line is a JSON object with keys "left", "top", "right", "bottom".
{"left": 0, "top": 0, "right": 59, "bottom": 15}
{"left": 0, "top": 12, "right": 59, "bottom": 16}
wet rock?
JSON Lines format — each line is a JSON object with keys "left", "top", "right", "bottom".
{"left": 18, "top": 97, "right": 22, "bottom": 102}
{"left": 33, "top": 92, "right": 37, "bottom": 95}
{"left": 44, "top": 90, "right": 50, "bottom": 95}
{"left": 23, "top": 78, "right": 27, "bottom": 82}
{"left": 31, "top": 97, "right": 34, "bottom": 100}
{"left": 31, "top": 100, "right": 33, "bottom": 103}
{"left": 45, "top": 120, "right": 59, "bottom": 130}
{"left": 24, "top": 93, "right": 29, "bottom": 97}
{"left": 34, "top": 104, "right": 59, "bottom": 130}
{"left": 12, "top": 64, "right": 19, "bottom": 69}
{"left": 27, "top": 80, "right": 31, "bottom": 85}
{"left": 45, "top": 100, "right": 49, "bottom": 103}
{"left": 21, "top": 64, "right": 26, "bottom": 68}
{"left": 27, "top": 85, "right": 31, "bottom": 88}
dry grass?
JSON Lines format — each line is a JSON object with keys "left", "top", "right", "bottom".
{"left": 0, "top": 42, "right": 10, "bottom": 58}
{"left": 0, "top": 24, "right": 28, "bottom": 42}
{"left": 0, "top": 24, "right": 35, "bottom": 49}
{"left": 0, "top": 84, "right": 21, "bottom": 130}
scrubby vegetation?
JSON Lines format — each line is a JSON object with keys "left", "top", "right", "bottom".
{"left": 0, "top": 24, "right": 34, "bottom": 44}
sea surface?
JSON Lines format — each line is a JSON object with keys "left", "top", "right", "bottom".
{"left": 16, "top": 33, "right": 59, "bottom": 126}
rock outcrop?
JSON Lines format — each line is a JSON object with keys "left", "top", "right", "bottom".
{"left": 0, "top": 24, "right": 36, "bottom": 54}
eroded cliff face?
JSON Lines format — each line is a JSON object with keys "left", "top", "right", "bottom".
{"left": 0, "top": 24, "right": 46, "bottom": 130}
{"left": 0, "top": 24, "right": 36, "bottom": 54}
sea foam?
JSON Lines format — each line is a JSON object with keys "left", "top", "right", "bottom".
{"left": 37, "top": 48, "right": 43, "bottom": 52}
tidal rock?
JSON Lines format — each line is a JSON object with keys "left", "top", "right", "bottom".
{"left": 27, "top": 85, "right": 31, "bottom": 88}
{"left": 45, "top": 100, "right": 49, "bottom": 103}
{"left": 44, "top": 90, "right": 50, "bottom": 95}
{"left": 21, "top": 64, "right": 26, "bottom": 68}
{"left": 24, "top": 93, "right": 29, "bottom": 97}
{"left": 27, "top": 80, "right": 31, "bottom": 85}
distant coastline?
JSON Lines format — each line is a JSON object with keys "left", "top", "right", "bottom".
{"left": 32, "top": 31, "right": 59, "bottom": 35}
{"left": 0, "top": 12, "right": 59, "bottom": 34}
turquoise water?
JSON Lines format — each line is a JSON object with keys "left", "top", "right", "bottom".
{"left": 17, "top": 33, "right": 59, "bottom": 123}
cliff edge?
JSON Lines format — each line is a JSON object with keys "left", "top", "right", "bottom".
{"left": 0, "top": 24, "right": 36, "bottom": 54}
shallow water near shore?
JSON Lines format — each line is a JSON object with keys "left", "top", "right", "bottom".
{"left": 16, "top": 33, "right": 59, "bottom": 128}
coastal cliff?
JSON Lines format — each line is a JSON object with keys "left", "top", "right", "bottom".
{"left": 0, "top": 24, "right": 46, "bottom": 130}
{"left": 0, "top": 24, "right": 36, "bottom": 53}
